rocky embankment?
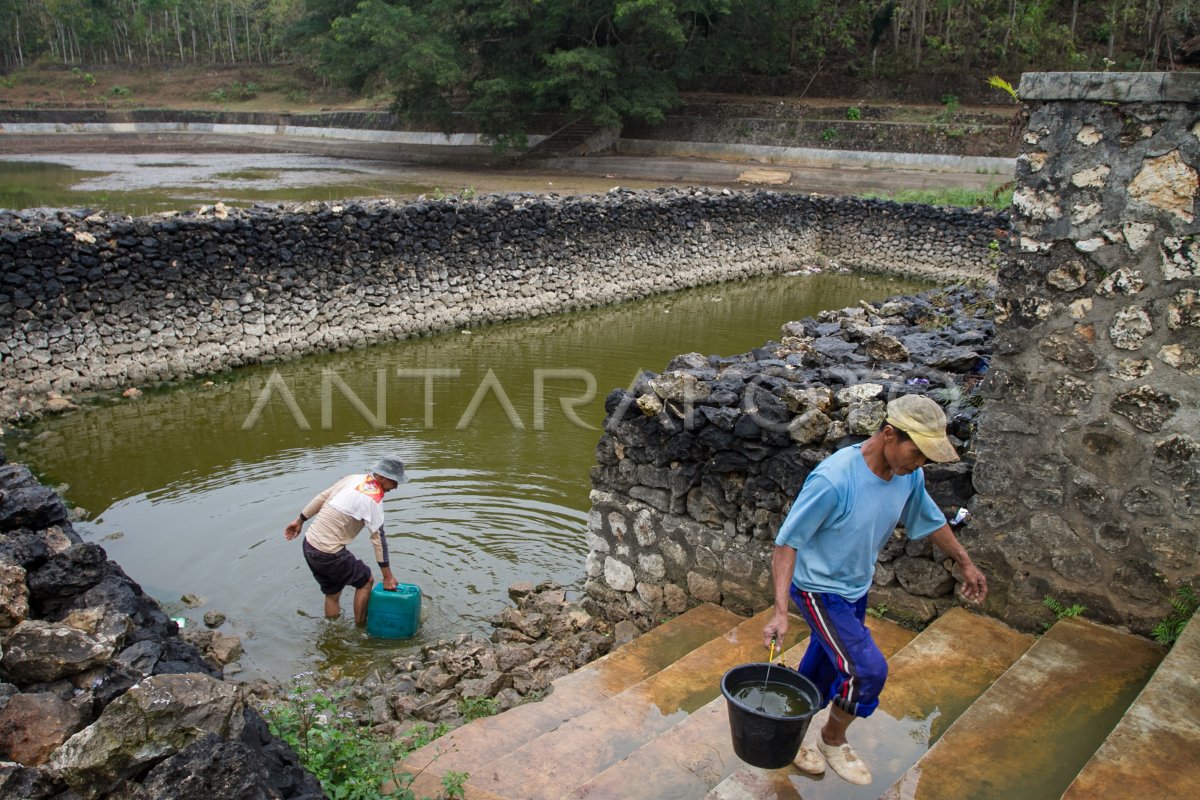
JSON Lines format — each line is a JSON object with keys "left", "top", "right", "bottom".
{"left": 0, "top": 285, "right": 1001, "bottom": 796}
{"left": 0, "top": 454, "right": 323, "bottom": 799}
{"left": 286, "top": 581, "right": 622, "bottom": 742}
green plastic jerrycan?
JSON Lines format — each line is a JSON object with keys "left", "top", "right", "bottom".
{"left": 366, "top": 582, "right": 421, "bottom": 639}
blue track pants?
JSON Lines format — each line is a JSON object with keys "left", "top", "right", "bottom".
{"left": 789, "top": 586, "right": 887, "bottom": 718}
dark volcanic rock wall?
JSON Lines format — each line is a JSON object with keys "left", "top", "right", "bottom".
{"left": 0, "top": 189, "right": 1003, "bottom": 420}
{"left": 0, "top": 453, "right": 322, "bottom": 799}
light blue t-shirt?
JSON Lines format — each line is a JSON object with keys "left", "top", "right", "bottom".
{"left": 774, "top": 444, "right": 946, "bottom": 601}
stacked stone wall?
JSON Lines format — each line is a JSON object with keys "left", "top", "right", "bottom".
{"left": 966, "top": 72, "right": 1200, "bottom": 633}
{"left": 0, "top": 190, "right": 1002, "bottom": 421}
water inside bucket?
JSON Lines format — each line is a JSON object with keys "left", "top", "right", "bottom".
{"left": 730, "top": 679, "right": 814, "bottom": 718}
{"left": 721, "top": 663, "right": 821, "bottom": 769}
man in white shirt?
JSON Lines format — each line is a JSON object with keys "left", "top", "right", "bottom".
{"left": 284, "top": 456, "right": 407, "bottom": 625}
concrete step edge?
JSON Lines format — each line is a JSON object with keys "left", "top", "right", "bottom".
{"left": 563, "top": 615, "right": 917, "bottom": 800}
{"left": 880, "top": 615, "right": 1163, "bottom": 800}
{"left": 402, "top": 602, "right": 746, "bottom": 789}
{"left": 1061, "top": 613, "right": 1196, "bottom": 799}
{"left": 462, "top": 608, "right": 789, "bottom": 799}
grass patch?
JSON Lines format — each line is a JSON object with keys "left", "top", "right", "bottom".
{"left": 863, "top": 184, "right": 1013, "bottom": 210}
{"left": 213, "top": 169, "right": 282, "bottom": 181}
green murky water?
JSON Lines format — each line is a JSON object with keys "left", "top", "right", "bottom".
{"left": 732, "top": 680, "right": 815, "bottom": 717}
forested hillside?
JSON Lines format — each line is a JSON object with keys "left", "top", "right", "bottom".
{"left": 2, "top": 1, "right": 1197, "bottom": 144}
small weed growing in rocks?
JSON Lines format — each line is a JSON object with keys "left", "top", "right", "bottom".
{"left": 262, "top": 678, "right": 466, "bottom": 799}
{"left": 458, "top": 696, "right": 499, "bottom": 721}
{"left": 1042, "top": 595, "right": 1086, "bottom": 631}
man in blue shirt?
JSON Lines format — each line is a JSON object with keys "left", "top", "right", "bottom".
{"left": 762, "top": 394, "right": 987, "bottom": 785}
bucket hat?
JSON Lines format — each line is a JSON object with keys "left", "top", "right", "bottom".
{"left": 885, "top": 394, "right": 959, "bottom": 463}
{"left": 370, "top": 455, "right": 409, "bottom": 484}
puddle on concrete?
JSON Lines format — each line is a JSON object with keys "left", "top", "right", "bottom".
{"left": 777, "top": 708, "right": 935, "bottom": 799}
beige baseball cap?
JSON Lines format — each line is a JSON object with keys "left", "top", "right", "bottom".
{"left": 885, "top": 394, "right": 959, "bottom": 463}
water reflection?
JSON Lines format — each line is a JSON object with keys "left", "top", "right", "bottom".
{"left": 11, "top": 272, "right": 931, "bottom": 680}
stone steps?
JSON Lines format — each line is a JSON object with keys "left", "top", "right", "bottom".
{"left": 880, "top": 616, "right": 1162, "bottom": 800}
{"left": 401, "top": 606, "right": 1194, "bottom": 800}
{"left": 463, "top": 607, "right": 793, "bottom": 799}
{"left": 704, "top": 607, "right": 1032, "bottom": 799}
{"left": 564, "top": 616, "right": 915, "bottom": 800}
{"left": 403, "top": 602, "right": 743, "bottom": 795}
{"left": 525, "top": 118, "right": 604, "bottom": 158}
{"left": 1061, "top": 614, "right": 1200, "bottom": 799}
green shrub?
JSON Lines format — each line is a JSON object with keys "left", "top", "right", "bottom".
{"left": 936, "top": 93, "right": 959, "bottom": 123}
{"left": 845, "top": 106, "right": 861, "bottom": 121}
{"left": 261, "top": 679, "right": 466, "bottom": 799}
{"left": 457, "top": 696, "right": 498, "bottom": 721}
{"left": 110, "top": 86, "right": 132, "bottom": 97}
{"left": 208, "top": 81, "right": 259, "bottom": 102}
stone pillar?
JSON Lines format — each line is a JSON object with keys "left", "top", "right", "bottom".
{"left": 969, "top": 72, "right": 1199, "bottom": 632}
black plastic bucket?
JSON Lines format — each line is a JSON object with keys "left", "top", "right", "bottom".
{"left": 721, "top": 663, "right": 822, "bottom": 769}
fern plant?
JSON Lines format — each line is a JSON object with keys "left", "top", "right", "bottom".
{"left": 1152, "top": 585, "right": 1198, "bottom": 646}
{"left": 1042, "top": 595, "right": 1085, "bottom": 630}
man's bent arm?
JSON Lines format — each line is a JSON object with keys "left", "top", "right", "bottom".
{"left": 763, "top": 544, "right": 797, "bottom": 647}
{"left": 929, "top": 524, "right": 988, "bottom": 604}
